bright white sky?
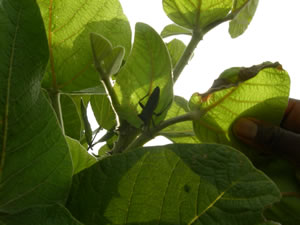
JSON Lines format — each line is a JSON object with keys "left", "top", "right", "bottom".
{"left": 119, "top": 0, "right": 300, "bottom": 99}
{"left": 89, "top": 1, "right": 300, "bottom": 149}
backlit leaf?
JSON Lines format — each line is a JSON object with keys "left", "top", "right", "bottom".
{"left": 163, "top": 0, "right": 233, "bottom": 31}
{"left": 189, "top": 62, "right": 290, "bottom": 159}
{"left": 67, "top": 144, "right": 280, "bottom": 225}
{"left": 114, "top": 23, "right": 173, "bottom": 127}
{"left": 229, "top": 0, "right": 259, "bottom": 38}
{"left": 37, "top": 0, "right": 131, "bottom": 92}
{"left": 166, "top": 39, "right": 187, "bottom": 68}
{"left": 161, "top": 24, "right": 192, "bottom": 38}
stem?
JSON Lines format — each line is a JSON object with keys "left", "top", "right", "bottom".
{"left": 125, "top": 111, "right": 198, "bottom": 151}
{"left": 49, "top": 90, "right": 65, "bottom": 134}
{"left": 173, "top": 31, "right": 203, "bottom": 82}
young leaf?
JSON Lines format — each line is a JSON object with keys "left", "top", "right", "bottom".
{"left": 189, "top": 62, "right": 290, "bottom": 159}
{"left": 37, "top": 0, "right": 131, "bottom": 92}
{"left": 90, "top": 95, "right": 116, "bottom": 130}
{"left": 163, "top": 0, "right": 233, "bottom": 31}
{"left": 0, "top": 204, "right": 83, "bottom": 225}
{"left": 0, "top": 0, "right": 72, "bottom": 213}
{"left": 114, "top": 23, "right": 173, "bottom": 128}
{"left": 90, "top": 33, "right": 125, "bottom": 79}
{"left": 166, "top": 39, "right": 187, "bottom": 68}
{"left": 66, "top": 137, "right": 97, "bottom": 175}
{"left": 67, "top": 144, "right": 280, "bottom": 225}
{"left": 229, "top": 0, "right": 259, "bottom": 38}
{"left": 161, "top": 24, "right": 193, "bottom": 38}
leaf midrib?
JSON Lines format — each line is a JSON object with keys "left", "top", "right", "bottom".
{"left": 0, "top": 6, "right": 22, "bottom": 180}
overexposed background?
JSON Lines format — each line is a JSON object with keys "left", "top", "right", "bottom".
{"left": 90, "top": 1, "right": 300, "bottom": 148}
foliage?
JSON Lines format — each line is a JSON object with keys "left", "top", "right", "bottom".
{"left": 0, "top": 0, "right": 298, "bottom": 224}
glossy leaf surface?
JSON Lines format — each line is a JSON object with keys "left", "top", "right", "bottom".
{"left": 0, "top": 0, "right": 72, "bottom": 213}
{"left": 114, "top": 23, "right": 173, "bottom": 127}
{"left": 37, "top": 0, "right": 131, "bottom": 92}
{"left": 67, "top": 144, "right": 280, "bottom": 225}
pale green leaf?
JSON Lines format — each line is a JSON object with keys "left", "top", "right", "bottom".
{"left": 166, "top": 39, "right": 187, "bottom": 68}
{"left": 66, "top": 137, "right": 97, "bottom": 175}
{"left": 0, "top": 0, "right": 72, "bottom": 213}
{"left": 114, "top": 23, "right": 173, "bottom": 128}
{"left": 229, "top": 0, "right": 259, "bottom": 38}
{"left": 37, "top": 0, "right": 131, "bottom": 92}
{"left": 161, "top": 24, "right": 192, "bottom": 38}
{"left": 163, "top": 0, "right": 233, "bottom": 31}
{"left": 189, "top": 62, "right": 290, "bottom": 159}
{"left": 67, "top": 144, "right": 280, "bottom": 225}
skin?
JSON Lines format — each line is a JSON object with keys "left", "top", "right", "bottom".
{"left": 233, "top": 98, "right": 300, "bottom": 165}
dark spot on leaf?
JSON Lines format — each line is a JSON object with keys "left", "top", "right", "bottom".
{"left": 184, "top": 184, "right": 190, "bottom": 193}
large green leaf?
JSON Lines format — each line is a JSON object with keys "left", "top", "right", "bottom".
{"left": 189, "top": 62, "right": 290, "bottom": 159}
{"left": 0, "top": 0, "right": 73, "bottom": 213}
{"left": 163, "top": 0, "right": 233, "bottom": 31}
{"left": 66, "top": 137, "right": 97, "bottom": 175}
{"left": 229, "top": 0, "right": 259, "bottom": 38}
{"left": 160, "top": 96, "right": 199, "bottom": 143}
{"left": 37, "top": 0, "right": 131, "bottom": 92}
{"left": 0, "top": 204, "right": 83, "bottom": 225}
{"left": 67, "top": 144, "right": 280, "bottom": 225}
{"left": 114, "top": 23, "right": 173, "bottom": 128}
{"left": 90, "top": 95, "right": 116, "bottom": 130}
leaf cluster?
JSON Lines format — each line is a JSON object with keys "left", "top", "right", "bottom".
{"left": 0, "top": 0, "right": 299, "bottom": 224}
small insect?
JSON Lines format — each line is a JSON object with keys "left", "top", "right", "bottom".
{"left": 138, "top": 86, "right": 161, "bottom": 128}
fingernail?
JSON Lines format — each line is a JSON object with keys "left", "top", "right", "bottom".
{"left": 234, "top": 118, "right": 258, "bottom": 139}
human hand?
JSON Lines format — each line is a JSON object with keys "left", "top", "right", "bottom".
{"left": 233, "top": 99, "right": 300, "bottom": 164}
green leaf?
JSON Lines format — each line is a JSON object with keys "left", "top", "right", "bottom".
{"left": 90, "top": 95, "right": 116, "bottom": 130}
{"left": 0, "top": 204, "right": 83, "bottom": 225}
{"left": 161, "top": 96, "right": 199, "bottom": 143}
{"left": 189, "top": 62, "right": 290, "bottom": 159}
{"left": 114, "top": 23, "right": 173, "bottom": 127}
{"left": 37, "top": 0, "right": 131, "bottom": 92}
{"left": 67, "top": 144, "right": 280, "bottom": 225}
{"left": 163, "top": 0, "right": 233, "bottom": 31}
{"left": 166, "top": 39, "right": 187, "bottom": 68}
{"left": 0, "top": 0, "right": 72, "bottom": 213}
{"left": 161, "top": 24, "right": 193, "bottom": 38}
{"left": 262, "top": 159, "right": 300, "bottom": 225}
{"left": 80, "top": 99, "right": 93, "bottom": 147}
{"left": 66, "top": 137, "right": 97, "bottom": 175}
{"left": 229, "top": 0, "right": 259, "bottom": 38}
{"left": 60, "top": 94, "right": 82, "bottom": 140}
{"left": 90, "top": 33, "right": 125, "bottom": 79}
